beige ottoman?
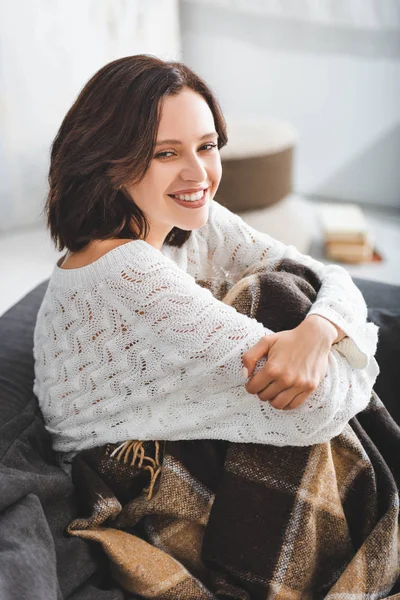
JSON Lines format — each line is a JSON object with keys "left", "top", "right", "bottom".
{"left": 216, "top": 118, "right": 299, "bottom": 211}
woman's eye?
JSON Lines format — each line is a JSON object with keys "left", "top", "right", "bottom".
{"left": 200, "top": 143, "right": 217, "bottom": 151}
{"left": 154, "top": 143, "right": 217, "bottom": 160}
{"left": 155, "top": 151, "right": 174, "bottom": 159}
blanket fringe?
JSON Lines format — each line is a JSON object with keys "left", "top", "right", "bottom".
{"left": 109, "top": 440, "right": 161, "bottom": 500}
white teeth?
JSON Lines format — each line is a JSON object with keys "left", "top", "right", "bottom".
{"left": 172, "top": 190, "right": 205, "bottom": 202}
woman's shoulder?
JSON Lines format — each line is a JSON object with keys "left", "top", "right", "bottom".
{"left": 48, "top": 238, "right": 168, "bottom": 292}
{"left": 59, "top": 238, "right": 136, "bottom": 270}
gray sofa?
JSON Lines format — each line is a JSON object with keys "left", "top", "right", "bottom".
{"left": 0, "top": 277, "right": 399, "bottom": 599}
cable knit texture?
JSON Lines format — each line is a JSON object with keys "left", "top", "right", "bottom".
{"left": 33, "top": 200, "right": 379, "bottom": 470}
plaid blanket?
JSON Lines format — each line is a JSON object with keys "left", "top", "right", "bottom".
{"left": 66, "top": 259, "right": 400, "bottom": 599}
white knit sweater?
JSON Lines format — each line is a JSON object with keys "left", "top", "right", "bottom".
{"left": 33, "top": 200, "right": 379, "bottom": 471}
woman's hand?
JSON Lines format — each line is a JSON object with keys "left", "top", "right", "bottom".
{"left": 242, "top": 315, "right": 343, "bottom": 410}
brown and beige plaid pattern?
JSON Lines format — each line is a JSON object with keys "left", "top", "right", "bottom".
{"left": 66, "top": 259, "right": 400, "bottom": 599}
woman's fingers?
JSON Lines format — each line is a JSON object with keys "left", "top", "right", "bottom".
{"left": 246, "top": 369, "right": 317, "bottom": 409}
{"left": 242, "top": 334, "right": 277, "bottom": 376}
{"left": 267, "top": 387, "right": 312, "bottom": 410}
{"left": 269, "top": 388, "right": 299, "bottom": 410}
{"left": 246, "top": 362, "right": 282, "bottom": 395}
{"left": 255, "top": 380, "right": 288, "bottom": 403}
{"left": 282, "top": 392, "right": 310, "bottom": 410}
{"left": 246, "top": 364, "right": 296, "bottom": 397}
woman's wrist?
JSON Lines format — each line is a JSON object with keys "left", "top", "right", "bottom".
{"left": 302, "top": 315, "right": 346, "bottom": 345}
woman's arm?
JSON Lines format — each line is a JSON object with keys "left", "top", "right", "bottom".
{"left": 98, "top": 240, "right": 379, "bottom": 447}
{"left": 205, "top": 201, "right": 378, "bottom": 369}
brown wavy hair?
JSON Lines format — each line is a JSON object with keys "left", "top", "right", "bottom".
{"left": 44, "top": 55, "right": 228, "bottom": 252}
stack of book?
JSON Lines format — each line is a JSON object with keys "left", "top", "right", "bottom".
{"left": 318, "top": 202, "right": 374, "bottom": 263}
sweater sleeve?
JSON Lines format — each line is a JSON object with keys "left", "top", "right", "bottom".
{"left": 97, "top": 240, "right": 379, "bottom": 447}
{"left": 205, "top": 200, "right": 379, "bottom": 369}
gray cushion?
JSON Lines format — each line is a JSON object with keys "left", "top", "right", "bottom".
{"left": 352, "top": 277, "right": 400, "bottom": 425}
{"left": 353, "top": 277, "right": 400, "bottom": 313}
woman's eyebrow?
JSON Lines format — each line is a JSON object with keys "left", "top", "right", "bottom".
{"left": 155, "top": 132, "right": 218, "bottom": 147}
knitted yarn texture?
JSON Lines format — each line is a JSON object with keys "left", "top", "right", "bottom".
{"left": 33, "top": 200, "right": 379, "bottom": 471}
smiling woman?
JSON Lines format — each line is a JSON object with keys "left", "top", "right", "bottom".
{"left": 27, "top": 52, "right": 394, "bottom": 599}
{"left": 35, "top": 54, "right": 378, "bottom": 473}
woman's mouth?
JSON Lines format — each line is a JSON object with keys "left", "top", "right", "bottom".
{"left": 168, "top": 188, "right": 208, "bottom": 209}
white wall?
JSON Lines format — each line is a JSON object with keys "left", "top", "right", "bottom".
{"left": 0, "top": 0, "right": 181, "bottom": 233}
{"left": 180, "top": 2, "right": 400, "bottom": 208}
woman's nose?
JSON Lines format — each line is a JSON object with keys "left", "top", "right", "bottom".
{"left": 180, "top": 153, "right": 208, "bottom": 182}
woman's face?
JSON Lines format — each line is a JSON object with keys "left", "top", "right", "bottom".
{"left": 124, "top": 87, "right": 222, "bottom": 249}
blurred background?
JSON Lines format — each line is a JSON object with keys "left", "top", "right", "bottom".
{"left": 1, "top": 0, "right": 399, "bottom": 316}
